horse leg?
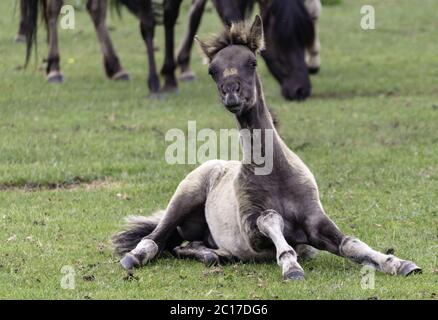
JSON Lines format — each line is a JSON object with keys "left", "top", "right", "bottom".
{"left": 160, "top": 0, "right": 183, "bottom": 93}
{"left": 45, "top": 0, "right": 64, "bottom": 83}
{"left": 211, "top": 0, "right": 244, "bottom": 26}
{"left": 86, "top": 0, "right": 129, "bottom": 80}
{"left": 302, "top": 207, "right": 422, "bottom": 276}
{"left": 120, "top": 161, "right": 220, "bottom": 270}
{"left": 256, "top": 210, "right": 305, "bottom": 280}
{"left": 138, "top": 0, "right": 160, "bottom": 94}
{"left": 15, "top": 0, "right": 27, "bottom": 42}
{"left": 176, "top": 0, "right": 207, "bottom": 82}
{"left": 304, "top": 0, "right": 321, "bottom": 74}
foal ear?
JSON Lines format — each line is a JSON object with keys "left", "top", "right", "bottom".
{"left": 249, "top": 15, "right": 265, "bottom": 53}
{"left": 194, "top": 35, "right": 213, "bottom": 61}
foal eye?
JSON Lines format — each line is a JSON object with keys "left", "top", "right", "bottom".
{"left": 208, "top": 66, "right": 218, "bottom": 77}
{"left": 249, "top": 60, "right": 257, "bottom": 68}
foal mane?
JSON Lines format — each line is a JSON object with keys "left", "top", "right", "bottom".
{"left": 196, "top": 20, "right": 265, "bottom": 61}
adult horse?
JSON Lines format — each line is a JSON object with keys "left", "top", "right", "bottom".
{"left": 175, "top": 0, "right": 322, "bottom": 101}
{"left": 112, "top": 16, "right": 421, "bottom": 279}
{"left": 22, "top": 0, "right": 183, "bottom": 94}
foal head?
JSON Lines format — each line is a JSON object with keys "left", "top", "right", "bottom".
{"left": 196, "top": 16, "right": 264, "bottom": 115}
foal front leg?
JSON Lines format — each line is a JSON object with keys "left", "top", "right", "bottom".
{"left": 304, "top": 208, "right": 422, "bottom": 276}
{"left": 256, "top": 210, "right": 305, "bottom": 280}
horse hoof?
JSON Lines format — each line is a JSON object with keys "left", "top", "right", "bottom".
{"left": 14, "top": 34, "right": 26, "bottom": 43}
{"left": 308, "top": 66, "right": 320, "bottom": 75}
{"left": 179, "top": 71, "right": 196, "bottom": 82}
{"left": 160, "top": 85, "right": 179, "bottom": 95}
{"left": 284, "top": 270, "right": 305, "bottom": 281}
{"left": 148, "top": 92, "right": 166, "bottom": 100}
{"left": 120, "top": 253, "right": 140, "bottom": 270}
{"left": 46, "top": 71, "right": 64, "bottom": 83}
{"left": 398, "top": 261, "right": 422, "bottom": 276}
{"left": 112, "top": 70, "right": 130, "bottom": 81}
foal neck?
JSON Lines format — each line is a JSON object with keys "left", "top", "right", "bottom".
{"left": 236, "top": 73, "right": 275, "bottom": 131}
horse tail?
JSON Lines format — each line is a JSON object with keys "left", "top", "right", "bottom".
{"left": 111, "top": 210, "right": 182, "bottom": 255}
{"left": 23, "top": 0, "right": 45, "bottom": 67}
{"left": 270, "top": 0, "right": 315, "bottom": 50}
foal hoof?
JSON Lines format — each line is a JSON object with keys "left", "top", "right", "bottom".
{"left": 398, "top": 261, "right": 422, "bottom": 276}
{"left": 46, "top": 71, "right": 64, "bottom": 83}
{"left": 120, "top": 253, "right": 140, "bottom": 270}
{"left": 203, "top": 252, "right": 219, "bottom": 267}
{"left": 284, "top": 270, "right": 305, "bottom": 281}
{"left": 308, "top": 66, "right": 320, "bottom": 75}
{"left": 179, "top": 70, "right": 196, "bottom": 82}
{"left": 112, "top": 70, "right": 130, "bottom": 81}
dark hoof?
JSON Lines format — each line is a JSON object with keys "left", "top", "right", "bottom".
{"left": 308, "top": 66, "right": 320, "bottom": 75}
{"left": 399, "top": 261, "right": 422, "bottom": 276}
{"left": 179, "top": 71, "right": 196, "bottom": 82}
{"left": 112, "top": 70, "right": 130, "bottom": 81}
{"left": 14, "top": 34, "right": 26, "bottom": 43}
{"left": 120, "top": 253, "right": 140, "bottom": 270}
{"left": 46, "top": 71, "right": 64, "bottom": 83}
{"left": 203, "top": 252, "right": 219, "bottom": 267}
{"left": 284, "top": 270, "right": 305, "bottom": 281}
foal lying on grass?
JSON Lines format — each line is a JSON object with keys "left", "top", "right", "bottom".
{"left": 112, "top": 16, "right": 421, "bottom": 280}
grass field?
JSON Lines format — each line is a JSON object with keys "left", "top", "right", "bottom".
{"left": 0, "top": 0, "right": 437, "bottom": 299}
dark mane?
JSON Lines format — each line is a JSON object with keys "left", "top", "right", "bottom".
{"left": 197, "top": 21, "right": 264, "bottom": 61}
{"left": 268, "top": 0, "right": 315, "bottom": 49}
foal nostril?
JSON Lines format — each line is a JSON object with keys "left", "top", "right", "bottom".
{"left": 221, "top": 80, "right": 240, "bottom": 94}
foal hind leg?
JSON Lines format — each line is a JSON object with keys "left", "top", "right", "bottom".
{"left": 45, "top": 0, "right": 64, "bottom": 83}
{"left": 303, "top": 207, "right": 422, "bottom": 276}
{"left": 173, "top": 241, "right": 221, "bottom": 266}
{"left": 120, "top": 160, "right": 221, "bottom": 270}
{"left": 87, "top": 0, "right": 129, "bottom": 80}
{"left": 304, "top": 0, "right": 321, "bottom": 74}
{"left": 176, "top": 0, "right": 207, "bottom": 81}
{"left": 256, "top": 210, "right": 305, "bottom": 280}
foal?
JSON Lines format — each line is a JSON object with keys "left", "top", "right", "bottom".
{"left": 113, "top": 16, "right": 421, "bottom": 280}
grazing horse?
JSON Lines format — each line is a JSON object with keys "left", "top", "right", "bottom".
{"left": 112, "top": 16, "right": 421, "bottom": 279}
{"left": 176, "top": 0, "right": 321, "bottom": 101}
{"left": 22, "top": 0, "right": 183, "bottom": 94}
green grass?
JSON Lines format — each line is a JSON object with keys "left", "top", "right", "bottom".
{"left": 0, "top": 0, "right": 437, "bottom": 299}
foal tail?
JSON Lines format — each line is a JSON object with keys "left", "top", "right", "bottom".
{"left": 22, "top": 0, "right": 45, "bottom": 67}
{"left": 111, "top": 210, "right": 182, "bottom": 256}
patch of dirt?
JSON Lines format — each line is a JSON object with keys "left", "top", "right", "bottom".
{"left": 0, "top": 178, "right": 121, "bottom": 192}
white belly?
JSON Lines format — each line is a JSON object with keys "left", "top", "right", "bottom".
{"left": 204, "top": 161, "right": 269, "bottom": 261}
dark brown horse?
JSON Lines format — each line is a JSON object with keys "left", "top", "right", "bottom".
{"left": 23, "top": 0, "right": 183, "bottom": 94}
{"left": 176, "top": 0, "right": 320, "bottom": 101}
